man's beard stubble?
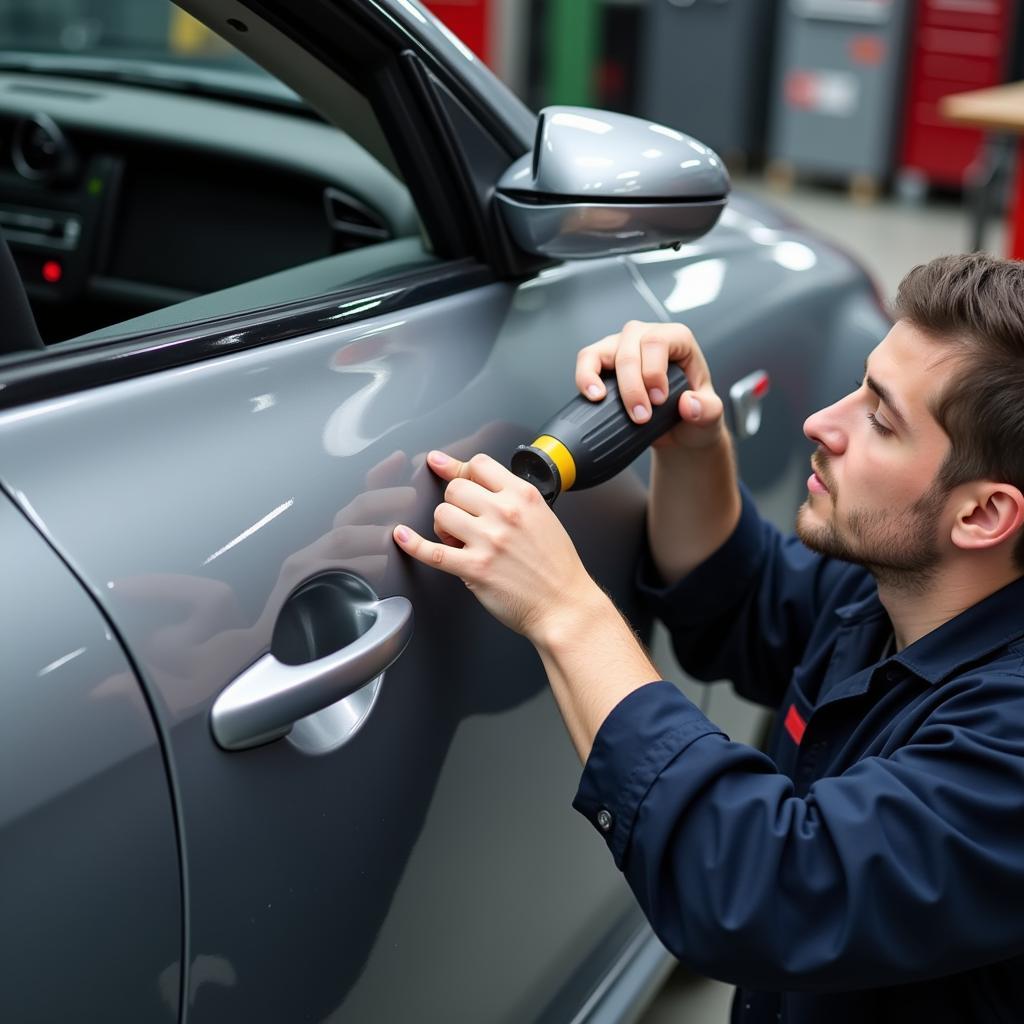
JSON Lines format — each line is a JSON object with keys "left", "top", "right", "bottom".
{"left": 795, "top": 453, "right": 946, "bottom": 593}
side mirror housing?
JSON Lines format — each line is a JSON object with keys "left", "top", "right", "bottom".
{"left": 496, "top": 106, "right": 730, "bottom": 260}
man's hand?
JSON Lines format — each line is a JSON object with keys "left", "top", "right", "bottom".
{"left": 392, "top": 450, "right": 603, "bottom": 644}
{"left": 577, "top": 320, "right": 740, "bottom": 585}
{"left": 392, "top": 448, "right": 660, "bottom": 760}
{"left": 575, "top": 320, "right": 725, "bottom": 449}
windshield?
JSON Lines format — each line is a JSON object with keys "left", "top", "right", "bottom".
{"left": 0, "top": 0, "right": 271, "bottom": 77}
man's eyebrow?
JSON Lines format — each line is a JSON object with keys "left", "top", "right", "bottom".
{"left": 864, "top": 360, "right": 908, "bottom": 428}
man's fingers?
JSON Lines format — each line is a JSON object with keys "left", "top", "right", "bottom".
{"left": 678, "top": 387, "right": 724, "bottom": 426}
{"left": 434, "top": 502, "right": 479, "bottom": 547}
{"left": 427, "top": 450, "right": 511, "bottom": 492}
{"left": 640, "top": 337, "right": 670, "bottom": 406}
{"left": 614, "top": 321, "right": 653, "bottom": 423}
{"left": 393, "top": 524, "right": 468, "bottom": 575}
{"left": 632, "top": 322, "right": 711, "bottom": 390}
{"left": 575, "top": 336, "right": 617, "bottom": 400}
{"left": 443, "top": 476, "right": 491, "bottom": 517}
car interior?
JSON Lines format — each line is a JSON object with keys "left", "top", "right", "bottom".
{"left": 0, "top": 2, "right": 438, "bottom": 361}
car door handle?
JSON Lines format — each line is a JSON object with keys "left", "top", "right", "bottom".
{"left": 728, "top": 369, "right": 770, "bottom": 439}
{"left": 211, "top": 595, "right": 413, "bottom": 752}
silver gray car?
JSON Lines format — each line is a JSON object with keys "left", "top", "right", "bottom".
{"left": 0, "top": 1, "right": 890, "bottom": 1021}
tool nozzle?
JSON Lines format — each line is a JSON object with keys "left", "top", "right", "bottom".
{"left": 512, "top": 435, "right": 578, "bottom": 506}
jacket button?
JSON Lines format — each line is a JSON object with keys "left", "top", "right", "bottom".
{"left": 597, "top": 809, "right": 613, "bottom": 832}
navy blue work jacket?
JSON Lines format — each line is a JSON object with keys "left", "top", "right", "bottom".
{"left": 574, "top": 486, "right": 1024, "bottom": 1023}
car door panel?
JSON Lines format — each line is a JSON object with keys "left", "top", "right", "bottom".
{"left": 0, "top": 259, "right": 663, "bottom": 1022}
{"left": 0, "top": 494, "right": 181, "bottom": 1023}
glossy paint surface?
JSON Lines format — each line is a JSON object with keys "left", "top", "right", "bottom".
{"left": 0, "top": 259, "right": 667, "bottom": 1022}
{"left": 495, "top": 106, "right": 730, "bottom": 258}
{"left": 0, "top": 496, "right": 181, "bottom": 1022}
{"left": 503, "top": 107, "right": 730, "bottom": 200}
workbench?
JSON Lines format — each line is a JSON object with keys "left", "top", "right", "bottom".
{"left": 941, "top": 81, "right": 1024, "bottom": 259}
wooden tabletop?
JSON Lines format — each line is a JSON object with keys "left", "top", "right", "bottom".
{"left": 940, "top": 81, "right": 1024, "bottom": 133}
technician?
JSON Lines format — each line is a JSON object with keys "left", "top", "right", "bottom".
{"left": 393, "top": 251, "right": 1024, "bottom": 1023}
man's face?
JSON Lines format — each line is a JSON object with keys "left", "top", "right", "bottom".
{"left": 796, "top": 320, "right": 958, "bottom": 587}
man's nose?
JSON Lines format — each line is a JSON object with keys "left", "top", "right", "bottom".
{"left": 803, "top": 396, "right": 850, "bottom": 454}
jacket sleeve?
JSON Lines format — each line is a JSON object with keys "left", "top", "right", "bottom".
{"left": 574, "top": 678, "right": 1024, "bottom": 992}
{"left": 636, "top": 483, "right": 866, "bottom": 708}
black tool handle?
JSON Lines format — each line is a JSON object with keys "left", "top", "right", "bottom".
{"left": 547, "top": 363, "right": 690, "bottom": 489}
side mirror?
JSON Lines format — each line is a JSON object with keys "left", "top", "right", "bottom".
{"left": 496, "top": 106, "right": 730, "bottom": 260}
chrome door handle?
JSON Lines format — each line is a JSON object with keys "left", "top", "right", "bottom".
{"left": 211, "top": 595, "right": 413, "bottom": 752}
{"left": 729, "top": 369, "right": 770, "bottom": 439}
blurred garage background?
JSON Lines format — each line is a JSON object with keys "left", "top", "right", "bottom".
{"left": 419, "top": 0, "right": 1022, "bottom": 1019}
{"left": 423, "top": 0, "right": 1021, "bottom": 299}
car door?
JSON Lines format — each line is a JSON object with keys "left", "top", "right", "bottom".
{"left": 0, "top": 3, "right": 665, "bottom": 1021}
{"left": 0, "top": 492, "right": 182, "bottom": 1023}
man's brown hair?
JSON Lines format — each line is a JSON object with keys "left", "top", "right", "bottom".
{"left": 893, "top": 252, "right": 1024, "bottom": 568}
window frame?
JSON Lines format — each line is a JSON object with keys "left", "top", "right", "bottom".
{"left": 0, "top": 0, "right": 541, "bottom": 407}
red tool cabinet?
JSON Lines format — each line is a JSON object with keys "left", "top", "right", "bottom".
{"left": 899, "top": 0, "right": 1016, "bottom": 189}
{"left": 422, "top": 1, "right": 492, "bottom": 65}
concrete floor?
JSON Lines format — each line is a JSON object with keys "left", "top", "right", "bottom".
{"left": 635, "top": 174, "right": 1007, "bottom": 1024}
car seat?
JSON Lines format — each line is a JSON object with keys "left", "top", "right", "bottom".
{"left": 0, "top": 230, "right": 44, "bottom": 355}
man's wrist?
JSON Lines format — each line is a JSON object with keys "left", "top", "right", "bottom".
{"left": 529, "top": 580, "right": 661, "bottom": 761}
{"left": 529, "top": 581, "right": 617, "bottom": 657}
{"left": 652, "top": 422, "right": 731, "bottom": 463}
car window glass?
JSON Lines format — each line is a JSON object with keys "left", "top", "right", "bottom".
{"left": 0, "top": 1, "right": 437, "bottom": 362}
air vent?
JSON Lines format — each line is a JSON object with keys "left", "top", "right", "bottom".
{"left": 12, "top": 113, "right": 77, "bottom": 182}
{"left": 323, "top": 187, "right": 390, "bottom": 243}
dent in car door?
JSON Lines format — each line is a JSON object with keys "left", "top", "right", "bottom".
{"left": 0, "top": 494, "right": 181, "bottom": 1023}
{"left": 0, "top": 259, "right": 661, "bottom": 1022}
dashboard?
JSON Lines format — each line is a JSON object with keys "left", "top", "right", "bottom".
{"left": 0, "top": 72, "right": 419, "bottom": 342}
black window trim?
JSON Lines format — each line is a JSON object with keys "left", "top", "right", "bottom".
{"left": 0, "top": 258, "right": 494, "bottom": 411}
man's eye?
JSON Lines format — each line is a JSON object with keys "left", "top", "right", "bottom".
{"left": 867, "top": 412, "right": 893, "bottom": 437}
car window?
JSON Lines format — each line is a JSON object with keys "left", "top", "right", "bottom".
{"left": 0, "top": 0, "right": 438, "bottom": 360}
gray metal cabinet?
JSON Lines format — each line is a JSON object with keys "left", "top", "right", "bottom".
{"left": 638, "top": 0, "right": 779, "bottom": 166}
{"left": 0, "top": 495, "right": 182, "bottom": 1023}
{"left": 767, "top": 0, "right": 913, "bottom": 181}
{"left": 0, "top": 261, "right": 664, "bottom": 1022}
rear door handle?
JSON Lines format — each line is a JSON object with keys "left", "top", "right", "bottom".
{"left": 729, "top": 369, "right": 770, "bottom": 439}
{"left": 211, "top": 595, "right": 413, "bottom": 751}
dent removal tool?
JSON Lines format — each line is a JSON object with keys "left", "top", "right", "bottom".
{"left": 511, "top": 363, "right": 691, "bottom": 507}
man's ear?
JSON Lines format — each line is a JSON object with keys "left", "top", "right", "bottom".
{"left": 951, "top": 484, "right": 1024, "bottom": 552}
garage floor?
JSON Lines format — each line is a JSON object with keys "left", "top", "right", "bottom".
{"left": 636, "top": 176, "right": 1007, "bottom": 1024}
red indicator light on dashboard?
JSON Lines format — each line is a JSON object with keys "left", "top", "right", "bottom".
{"left": 41, "top": 260, "right": 63, "bottom": 284}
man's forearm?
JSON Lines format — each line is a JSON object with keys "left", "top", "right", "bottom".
{"left": 533, "top": 586, "right": 661, "bottom": 762}
{"left": 647, "top": 429, "right": 741, "bottom": 587}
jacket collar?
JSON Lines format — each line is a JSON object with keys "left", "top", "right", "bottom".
{"left": 836, "top": 573, "right": 1024, "bottom": 686}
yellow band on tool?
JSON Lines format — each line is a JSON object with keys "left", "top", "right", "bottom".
{"left": 532, "top": 435, "right": 576, "bottom": 492}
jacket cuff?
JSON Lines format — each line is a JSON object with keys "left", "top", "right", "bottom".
{"left": 635, "top": 482, "right": 767, "bottom": 633}
{"left": 572, "top": 681, "right": 724, "bottom": 868}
